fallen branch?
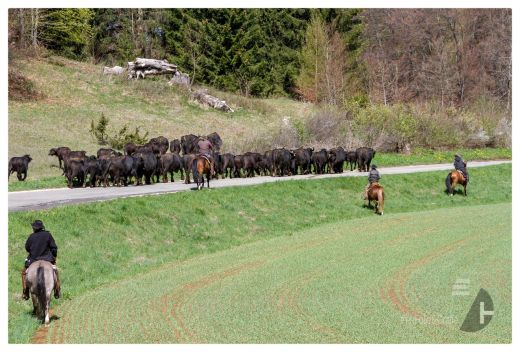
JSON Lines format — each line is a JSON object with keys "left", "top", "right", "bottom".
{"left": 193, "top": 89, "right": 234, "bottom": 112}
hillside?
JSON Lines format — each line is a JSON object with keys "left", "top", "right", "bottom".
{"left": 8, "top": 54, "right": 314, "bottom": 180}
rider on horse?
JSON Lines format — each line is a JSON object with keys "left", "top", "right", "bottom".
{"left": 21, "top": 220, "right": 61, "bottom": 300}
{"left": 197, "top": 138, "right": 216, "bottom": 176}
{"left": 454, "top": 154, "right": 469, "bottom": 182}
{"left": 364, "top": 164, "right": 380, "bottom": 200}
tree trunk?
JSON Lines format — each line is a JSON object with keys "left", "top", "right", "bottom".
{"left": 18, "top": 9, "right": 25, "bottom": 48}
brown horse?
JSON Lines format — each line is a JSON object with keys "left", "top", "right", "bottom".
{"left": 367, "top": 182, "right": 385, "bottom": 215}
{"left": 445, "top": 164, "right": 468, "bottom": 196}
{"left": 192, "top": 156, "right": 211, "bottom": 190}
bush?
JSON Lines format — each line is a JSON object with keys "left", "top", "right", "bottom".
{"left": 89, "top": 113, "right": 149, "bottom": 150}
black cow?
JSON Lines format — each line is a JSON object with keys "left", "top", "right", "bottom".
{"left": 356, "top": 147, "right": 376, "bottom": 172}
{"left": 346, "top": 150, "right": 358, "bottom": 171}
{"left": 212, "top": 152, "right": 223, "bottom": 179}
{"left": 83, "top": 158, "right": 103, "bottom": 187}
{"left": 124, "top": 142, "right": 137, "bottom": 156}
{"left": 272, "top": 148, "right": 294, "bottom": 177}
{"left": 311, "top": 149, "right": 328, "bottom": 174}
{"left": 97, "top": 148, "right": 121, "bottom": 158}
{"left": 169, "top": 139, "right": 181, "bottom": 154}
{"left": 63, "top": 151, "right": 87, "bottom": 174}
{"left": 134, "top": 145, "right": 153, "bottom": 154}
{"left": 159, "top": 153, "right": 184, "bottom": 183}
{"left": 182, "top": 154, "right": 197, "bottom": 184}
{"left": 48, "top": 146, "right": 71, "bottom": 169}
{"left": 207, "top": 132, "right": 223, "bottom": 152}
{"left": 149, "top": 136, "right": 169, "bottom": 154}
{"left": 8, "top": 155, "right": 32, "bottom": 181}
{"left": 328, "top": 147, "right": 346, "bottom": 173}
{"left": 242, "top": 152, "right": 263, "bottom": 177}
{"left": 263, "top": 150, "right": 275, "bottom": 176}
{"left": 293, "top": 147, "right": 314, "bottom": 175}
{"left": 133, "top": 152, "right": 158, "bottom": 185}
{"left": 220, "top": 153, "right": 235, "bottom": 178}
{"left": 103, "top": 155, "right": 137, "bottom": 187}
{"left": 234, "top": 155, "right": 244, "bottom": 178}
{"left": 181, "top": 134, "right": 200, "bottom": 155}
{"left": 66, "top": 160, "right": 85, "bottom": 188}
{"left": 144, "top": 141, "right": 162, "bottom": 155}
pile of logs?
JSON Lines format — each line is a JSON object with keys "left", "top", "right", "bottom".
{"left": 127, "top": 58, "right": 177, "bottom": 79}
{"left": 103, "top": 57, "right": 233, "bottom": 113}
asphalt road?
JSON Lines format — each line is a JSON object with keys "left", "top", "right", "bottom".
{"left": 8, "top": 160, "right": 511, "bottom": 212}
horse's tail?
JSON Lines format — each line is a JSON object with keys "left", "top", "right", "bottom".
{"left": 191, "top": 158, "right": 200, "bottom": 181}
{"left": 445, "top": 172, "right": 453, "bottom": 194}
{"left": 36, "top": 265, "right": 46, "bottom": 313}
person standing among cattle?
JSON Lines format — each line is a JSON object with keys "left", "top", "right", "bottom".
{"left": 364, "top": 165, "right": 380, "bottom": 200}
{"left": 197, "top": 138, "right": 216, "bottom": 176}
{"left": 21, "top": 220, "right": 61, "bottom": 300}
{"left": 453, "top": 154, "right": 469, "bottom": 182}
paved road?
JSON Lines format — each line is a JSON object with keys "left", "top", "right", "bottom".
{"left": 8, "top": 160, "right": 511, "bottom": 212}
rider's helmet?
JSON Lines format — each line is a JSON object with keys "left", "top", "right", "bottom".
{"left": 371, "top": 165, "right": 377, "bottom": 170}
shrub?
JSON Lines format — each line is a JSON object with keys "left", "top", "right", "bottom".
{"left": 89, "top": 113, "right": 149, "bottom": 150}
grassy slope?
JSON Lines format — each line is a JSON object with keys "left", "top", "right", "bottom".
{"left": 37, "top": 203, "right": 511, "bottom": 343}
{"left": 8, "top": 55, "right": 313, "bottom": 182}
{"left": 8, "top": 55, "right": 511, "bottom": 191}
{"left": 8, "top": 164, "right": 511, "bottom": 342}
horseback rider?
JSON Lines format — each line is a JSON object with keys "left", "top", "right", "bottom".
{"left": 21, "top": 220, "right": 61, "bottom": 300}
{"left": 364, "top": 164, "right": 380, "bottom": 200}
{"left": 454, "top": 154, "right": 469, "bottom": 182}
{"left": 197, "top": 137, "right": 216, "bottom": 176}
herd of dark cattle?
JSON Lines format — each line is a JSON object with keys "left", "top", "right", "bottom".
{"left": 8, "top": 132, "right": 376, "bottom": 188}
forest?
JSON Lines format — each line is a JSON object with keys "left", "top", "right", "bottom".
{"left": 8, "top": 8, "right": 512, "bottom": 149}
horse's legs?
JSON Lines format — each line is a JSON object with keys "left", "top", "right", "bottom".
{"left": 464, "top": 183, "right": 467, "bottom": 196}
{"left": 31, "top": 294, "right": 39, "bottom": 316}
{"left": 207, "top": 172, "right": 210, "bottom": 188}
{"left": 44, "top": 296, "right": 50, "bottom": 325}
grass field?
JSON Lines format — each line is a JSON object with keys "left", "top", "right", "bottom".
{"left": 31, "top": 203, "right": 512, "bottom": 343}
{"left": 8, "top": 164, "right": 511, "bottom": 343}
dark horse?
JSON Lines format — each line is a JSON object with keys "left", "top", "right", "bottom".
{"left": 445, "top": 163, "right": 468, "bottom": 196}
{"left": 367, "top": 183, "right": 385, "bottom": 215}
{"left": 192, "top": 156, "right": 211, "bottom": 190}
{"left": 26, "top": 260, "right": 55, "bottom": 325}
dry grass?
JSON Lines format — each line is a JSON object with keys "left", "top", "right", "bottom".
{"left": 8, "top": 55, "right": 311, "bottom": 180}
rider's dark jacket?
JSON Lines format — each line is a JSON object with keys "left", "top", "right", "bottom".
{"left": 368, "top": 169, "right": 380, "bottom": 183}
{"left": 454, "top": 155, "right": 469, "bottom": 180}
{"left": 454, "top": 156, "right": 465, "bottom": 171}
{"left": 197, "top": 139, "right": 213, "bottom": 157}
{"left": 25, "top": 229, "right": 57, "bottom": 267}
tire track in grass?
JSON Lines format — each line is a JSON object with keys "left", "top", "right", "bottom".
{"left": 161, "top": 260, "right": 265, "bottom": 342}
{"left": 173, "top": 235, "right": 341, "bottom": 342}
{"left": 380, "top": 237, "right": 470, "bottom": 319}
